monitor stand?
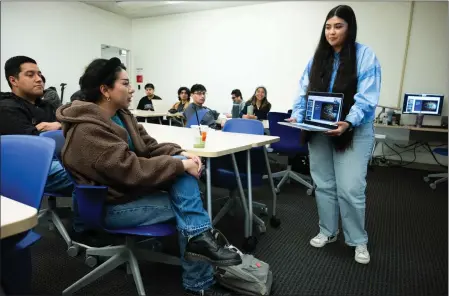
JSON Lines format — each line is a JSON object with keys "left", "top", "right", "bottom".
{"left": 415, "top": 114, "right": 424, "bottom": 128}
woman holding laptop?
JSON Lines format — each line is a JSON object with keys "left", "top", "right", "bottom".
{"left": 288, "top": 5, "right": 381, "bottom": 264}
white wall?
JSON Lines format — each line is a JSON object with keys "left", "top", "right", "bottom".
{"left": 131, "top": 1, "right": 412, "bottom": 113}
{"left": 373, "top": 1, "right": 448, "bottom": 165}
{"left": 1, "top": 1, "right": 132, "bottom": 103}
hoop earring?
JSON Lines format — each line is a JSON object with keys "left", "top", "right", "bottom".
{"left": 106, "top": 96, "right": 111, "bottom": 102}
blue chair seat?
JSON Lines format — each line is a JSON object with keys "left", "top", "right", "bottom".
{"left": 104, "top": 223, "right": 176, "bottom": 237}
{"left": 213, "top": 168, "right": 264, "bottom": 189}
{"left": 434, "top": 147, "right": 448, "bottom": 156}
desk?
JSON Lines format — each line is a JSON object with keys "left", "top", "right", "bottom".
{"left": 374, "top": 123, "right": 448, "bottom": 142}
{"left": 142, "top": 123, "right": 280, "bottom": 239}
{"left": 1, "top": 196, "right": 37, "bottom": 239}
{"left": 130, "top": 110, "right": 183, "bottom": 125}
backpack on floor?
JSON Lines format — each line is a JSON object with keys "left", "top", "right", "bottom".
{"left": 214, "top": 232, "right": 273, "bottom": 296}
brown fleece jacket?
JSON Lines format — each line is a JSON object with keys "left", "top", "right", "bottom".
{"left": 56, "top": 100, "right": 185, "bottom": 204}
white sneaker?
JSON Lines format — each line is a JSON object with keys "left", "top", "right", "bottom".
{"left": 309, "top": 232, "right": 338, "bottom": 248}
{"left": 355, "top": 244, "right": 370, "bottom": 264}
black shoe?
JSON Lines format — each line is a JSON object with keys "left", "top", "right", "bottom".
{"left": 184, "top": 230, "right": 241, "bottom": 267}
{"left": 185, "top": 284, "right": 233, "bottom": 296}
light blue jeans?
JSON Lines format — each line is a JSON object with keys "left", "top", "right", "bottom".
{"left": 103, "top": 156, "right": 215, "bottom": 292}
{"left": 44, "top": 159, "right": 86, "bottom": 232}
{"left": 308, "top": 122, "right": 374, "bottom": 246}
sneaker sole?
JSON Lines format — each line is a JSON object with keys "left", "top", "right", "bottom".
{"left": 184, "top": 252, "right": 242, "bottom": 267}
{"left": 355, "top": 256, "right": 370, "bottom": 264}
{"left": 310, "top": 235, "right": 338, "bottom": 248}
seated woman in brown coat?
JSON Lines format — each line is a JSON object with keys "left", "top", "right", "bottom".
{"left": 56, "top": 57, "right": 239, "bottom": 296}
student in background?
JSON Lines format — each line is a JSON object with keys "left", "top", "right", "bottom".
{"left": 288, "top": 5, "right": 381, "bottom": 264}
{"left": 57, "top": 57, "right": 240, "bottom": 295}
{"left": 169, "top": 86, "right": 191, "bottom": 126}
{"left": 183, "top": 84, "right": 224, "bottom": 130}
{"left": 70, "top": 90, "right": 86, "bottom": 102}
{"left": 41, "top": 75, "right": 62, "bottom": 111}
{"left": 169, "top": 86, "right": 191, "bottom": 113}
{"left": 136, "top": 83, "right": 161, "bottom": 123}
{"left": 226, "top": 89, "right": 245, "bottom": 118}
{"left": 240, "top": 86, "right": 271, "bottom": 120}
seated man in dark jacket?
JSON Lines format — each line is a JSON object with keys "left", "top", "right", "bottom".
{"left": 183, "top": 84, "right": 222, "bottom": 130}
{"left": 0, "top": 56, "right": 74, "bottom": 207}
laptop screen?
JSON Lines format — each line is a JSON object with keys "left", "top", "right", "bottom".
{"left": 305, "top": 94, "right": 342, "bottom": 125}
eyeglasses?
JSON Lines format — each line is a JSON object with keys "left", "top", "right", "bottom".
{"left": 194, "top": 91, "right": 207, "bottom": 96}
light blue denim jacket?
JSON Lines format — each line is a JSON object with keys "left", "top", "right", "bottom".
{"left": 291, "top": 43, "right": 382, "bottom": 127}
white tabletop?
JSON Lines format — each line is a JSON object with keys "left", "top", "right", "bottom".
{"left": 131, "top": 110, "right": 182, "bottom": 118}
{"left": 1, "top": 196, "right": 38, "bottom": 239}
{"left": 142, "top": 123, "right": 279, "bottom": 157}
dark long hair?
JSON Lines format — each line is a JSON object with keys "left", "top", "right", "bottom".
{"left": 305, "top": 5, "right": 358, "bottom": 151}
{"left": 247, "top": 86, "right": 269, "bottom": 109}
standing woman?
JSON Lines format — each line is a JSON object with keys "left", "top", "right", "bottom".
{"left": 288, "top": 5, "right": 381, "bottom": 264}
{"left": 240, "top": 86, "right": 271, "bottom": 120}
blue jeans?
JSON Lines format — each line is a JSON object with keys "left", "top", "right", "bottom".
{"left": 44, "top": 159, "right": 86, "bottom": 232}
{"left": 103, "top": 156, "right": 214, "bottom": 292}
{"left": 308, "top": 122, "right": 374, "bottom": 246}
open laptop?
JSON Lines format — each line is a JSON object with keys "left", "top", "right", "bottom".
{"left": 294, "top": 91, "right": 344, "bottom": 131}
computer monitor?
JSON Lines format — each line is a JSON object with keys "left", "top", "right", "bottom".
{"left": 402, "top": 93, "right": 444, "bottom": 116}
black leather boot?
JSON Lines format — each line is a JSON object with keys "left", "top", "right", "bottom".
{"left": 184, "top": 230, "right": 241, "bottom": 267}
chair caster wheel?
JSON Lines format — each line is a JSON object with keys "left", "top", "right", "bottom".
{"left": 423, "top": 176, "right": 430, "bottom": 182}
{"left": 48, "top": 222, "right": 55, "bottom": 231}
{"left": 430, "top": 183, "right": 436, "bottom": 190}
{"left": 242, "top": 236, "right": 258, "bottom": 252}
{"left": 85, "top": 256, "right": 98, "bottom": 268}
{"left": 306, "top": 188, "right": 314, "bottom": 196}
{"left": 67, "top": 244, "right": 80, "bottom": 257}
{"left": 260, "top": 207, "right": 268, "bottom": 216}
{"left": 270, "top": 216, "right": 281, "bottom": 228}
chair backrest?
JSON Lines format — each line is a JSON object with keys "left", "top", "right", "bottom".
{"left": 74, "top": 184, "right": 109, "bottom": 229}
{"left": 40, "top": 130, "right": 65, "bottom": 159}
{"left": 0, "top": 135, "right": 55, "bottom": 209}
{"left": 186, "top": 108, "right": 209, "bottom": 128}
{"left": 222, "top": 118, "right": 264, "bottom": 135}
{"left": 267, "top": 112, "right": 308, "bottom": 154}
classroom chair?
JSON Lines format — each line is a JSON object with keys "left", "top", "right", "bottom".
{"left": 39, "top": 130, "right": 80, "bottom": 256}
{"left": 267, "top": 112, "right": 314, "bottom": 195}
{"left": 210, "top": 118, "right": 279, "bottom": 251}
{"left": 0, "top": 135, "right": 55, "bottom": 294}
{"left": 0, "top": 135, "right": 55, "bottom": 249}
{"left": 423, "top": 147, "right": 448, "bottom": 189}
{"left": 62, "top": 179, "right": 180, "bottom": 296}
{"left": 185, "top": 108, "right": 208, "bottom": 128}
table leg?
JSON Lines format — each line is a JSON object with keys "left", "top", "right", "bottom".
{"left": 158, "top": 117, "right": 162, "bottom": 125}
{"left": 231, "top": 153, "right": 250, "bottom": 238}
{"left": 169, "top": 118, "right": 172, "bottom": 126}
{"left": 206, "top": 158, "right": 212, "bottom": 220}
{"left": 263, "top": 147, "right": 277, "bottom": 217}
{"left": 246, "top": 149, "right": 253, "bottom": 236}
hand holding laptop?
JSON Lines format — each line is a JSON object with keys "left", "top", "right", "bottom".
{"left": 324, "top": 121, "right": 350, "bottom": 136}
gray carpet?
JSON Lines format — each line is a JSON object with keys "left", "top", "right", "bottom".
{"left": 30, "top": 167, "right": 448, "bottom": 295}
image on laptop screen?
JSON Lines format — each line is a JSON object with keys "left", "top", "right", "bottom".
{"left": 402, "top": 93, "right": 444, "bottom": 116}
{"left": 305, "top": 94, "right": 342, "bottom": 125}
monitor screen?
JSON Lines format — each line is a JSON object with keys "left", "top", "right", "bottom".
{"left": 305, "top": 95, "right": 342, "bottom": 124}
{"left": 402, "top": 93, "right": 444, "bottom": 116}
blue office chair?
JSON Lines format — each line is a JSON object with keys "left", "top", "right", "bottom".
{"left": 62, "top": 174, "right": 180, "bottom": 296}
{"left": 210, "top": 119, "right": 278, "bottom": 251}
{"left": 424, "top": 147, "right": 448, "bottom": 189}
{"left": 267, "top": 112, "right": 314, "bottom": 195}
{"left": 0, "top": 135, "right": 55, "bottom": 249}
{"left": 39, "top": 130, "right": 80, "bottom": 256}
{"left": 185, "top": 108, "right": 209, "bottom": 128}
